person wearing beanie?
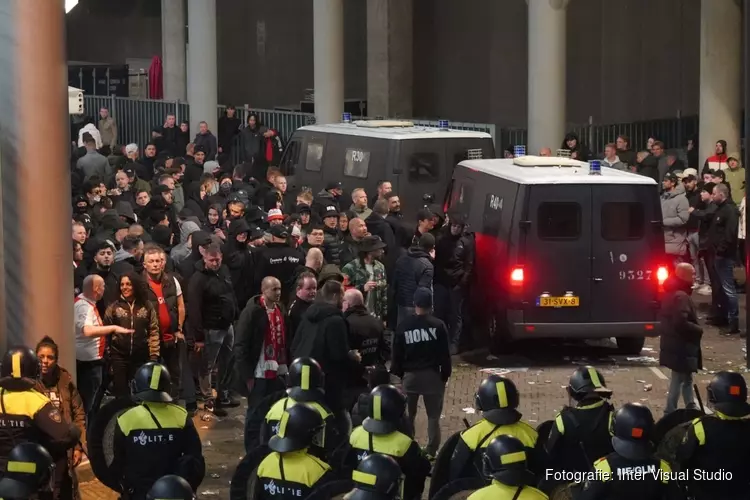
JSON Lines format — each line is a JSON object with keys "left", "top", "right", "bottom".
{"left": 702, "top": 139, "right": 729, "bottom": 176}
{"left": 267, "top": 208, "right": 284, "bottom": 226}
{"left": 390, "top": 287, "right": 451, "bottom": 460}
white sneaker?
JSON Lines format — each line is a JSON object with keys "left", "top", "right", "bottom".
{"left": 697, "top": 284, "right": 712, "bottom": 295}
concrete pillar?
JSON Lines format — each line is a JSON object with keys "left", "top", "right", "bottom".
{"left": 0, "top": 0, "right": 74, "bottom": 372}
{"left": 699, "top": 0, "right": 741, "bottom": 166}
{"left": 187, "top": 0, "right": 217, "bottom": 133}
{"left": 161, "top": 0, "right": 187, "bottom": 101}
{"left": 527, "top": 0, "right": 569, "bottom": 155}
{"left": 367, "top": 0, "right": 413, "bottom": 118}
{"left": 313, "top": 0, "right": 344, "bottom": 124}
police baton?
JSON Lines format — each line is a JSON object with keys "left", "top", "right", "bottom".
{"left": 693, "top": 384, "right": 706, "bottom": 414}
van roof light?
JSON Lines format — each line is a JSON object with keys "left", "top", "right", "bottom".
{"left": 557, "top": 149, "right": 571, "bottom": 158}
{"left": 589, "top": 160, "right": 602, "bottom": 175}
{"left": 342, "top": 112, "right": 352, "bottom": 123}
{"left": 438, "top": 119, "right": 450, "bottom": 130}
{"left": 514, "top": 145, "right": 526, "bottom": 157}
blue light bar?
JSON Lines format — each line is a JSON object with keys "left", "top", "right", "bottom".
{"left": 514, "top": 145, "right": 526, "bottom": 157}
{"left": 438, "top": 119, "right": 450, "bottom": 130}
{"left": 342, "top": 112, "right": 352, "bottom": 123}
{"left": 589, "top": 160, "right": 601, "bottom": 175}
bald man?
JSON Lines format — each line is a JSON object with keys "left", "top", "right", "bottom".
{"left": 659, "top": 262, "right": 702, "bottom": 414}
{"left": 76, "top": 274, "right": 134, "bottom": 417}
{"left": 539, "top": 147, "right": 552, "bottom": 157}
{"left": 342, "top": 288, "right": 386, "bottom": 387}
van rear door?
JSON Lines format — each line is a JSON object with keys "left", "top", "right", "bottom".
{"left": 590, "top": 186, "right": 660, "bottom": 322}
{"left": 522, "top": 186, "right": 592, "bottom": 323}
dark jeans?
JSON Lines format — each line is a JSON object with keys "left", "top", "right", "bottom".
{"left": 704, "top": 251, "right": 728, "bottom": 320}
{"left": 244, "top": 377, "right": 285, "bottom": 452}
{"left": 76, "top": 359, "right": 103, "bottom": 423}
{"left": 715, "top": 256, "right": 739, "bottom": 322}
{"left": 198, "top": 327, "right": 234, "bottom": 403}
{"left": 397, "top": 306, "right": 415, "bottom": 326}
{"left": 434, "top": 284, "right": 465, "bottom": 347}
{"left": 161, "top": 342, "right": 182, "bottom": 399}
{"left": 110, "top": 355, "right": 147, "bottom": 398}
{"left": 403, "top": 369, "right": 445, "bottom": 456}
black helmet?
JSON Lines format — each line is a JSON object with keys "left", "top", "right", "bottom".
{"left": 268, "top": 404, "right": 324, "bottom": 453}
{"left": 482, "top": 435, "right": 535, "bottom": 487}
{"left": 347, "top": 453, "right": 403, "bottom": 500}
{"left": 610, "top": 403, "right": 654, "bottom": 460}
{"left": 475, "top": 375, "right": 521, "bottom": 425}
{"left": 147, "top": 474, "right": 195, "bottom": 500}
{"left": 707, "top": 371, "right": 750, "bottom": 417}
{"left": 132, "top": 362, "right": 172, "bottom": 402}
{"left": 363, "top": 385, "right": 406, "bottom": 435}
{"left": 0, "top": 442, "right": 54, "bottom": 498}
{"left": 0, "top": 346, "right": 40, "bottom": 390}
{"left": 567, "top": 366, "right": 612, "bottom": 401}
{"left": 286, "top": 357, "right": 324, "bottom": 402}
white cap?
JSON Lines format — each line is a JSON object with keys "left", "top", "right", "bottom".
{"left": 125, "top": 143, "right": 138, "bottom": 155}
{"left": 678, "top": 168, "right": 698, "bottom": 179}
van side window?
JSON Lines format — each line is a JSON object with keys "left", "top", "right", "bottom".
{"left": 281, "top": 140, "right": 301, "bottom": 176}
{"left": 305, "top": 142, "right": 324, "bottom": 172}
{"left": 344, "top": 148, "right": 370, "bottom": 179}
{"left": 449, "top": 182, "right": 473, "bottom": 215}
{"left": 538, "top": 202, "right": 580, "bottom": 240}
{"left": 601, "top": 202, "right": 645, "bottom": 240}
{"left": 409, "top": 153, "right": 440, "bottom": 183}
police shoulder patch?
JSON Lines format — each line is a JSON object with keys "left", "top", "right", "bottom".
{"left": 49, "top": 409, "right": 62, "bottom": 423}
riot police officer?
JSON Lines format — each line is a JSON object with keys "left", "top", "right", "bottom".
{"left": 468, "top": 435, "right": 548, "bottom": 500}
{"left": 261, "top": 357, "right": 341, "bottom": 459}
{"left": 450, "top": 375, "right": 537, "bottom": 481}
{"left": 577, "top": 403, "right": 680, "bottom": 500}
{"left": 342, "top": 384, "right": 430, "bottom": 500}
{"left": 110, "top": 362, "right": 204, "bottom": 499}
{"left": 544, "top": 366, "right": 615, "bottom": 476}
{"left": 345, "top": 453, "right": 404, "bottom": 500}
{"left": 676, "top": 371, "right": 750, "bottom": 499}
{"left": 0, "top": 442, "right": 55, "bottom": 499}
{"left": 254, "top": 404, "right": 336, "bottom": 499}
{"left": 146, "top": 475, "right": 195, "bottom": 500}
{"left": 0, "top": 346, "right": 80, "bottom": 471}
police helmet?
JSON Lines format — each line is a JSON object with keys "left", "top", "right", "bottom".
{"left": 132, "top": 362, "right": 172, "bottom": 403}
{"left": 347, "top": 453, "right": 403, "bottom": 500}
{"left": 707, "top": 371, "right": 750, "bottom": 417}
{"left": 0, "top": 442, "right": 54, "bottom": 498}
{"left": 146, "top": 474, "right": 195, "bottom": 500}
{"left": 286, "top": 357, "right": 324, "bottom": 402}
{"left": 567, "top": 366, "right": 612, "bottom": 401}
{"left": 0, "top": 346, "right": 41, "bottom": 390}
{"left": 482, "top": 435, "right": 535, "bottom": 487}
{"left": 362, "top": 385, "right": 407, "bottom": 435}
{"left": 474, "top": 375, "right": 522, "bottom": 426}
{"left": 268, "top": 403, "right": 324, "bottom": 453}
{"left": 609, "top": 403, "right": 654, "bottom": 460}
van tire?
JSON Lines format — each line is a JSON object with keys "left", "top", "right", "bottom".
{"left": 487, "top": 312, "right": 513, "bottom": 355}
{"left": 616, "top": 337, "right": 645, "bottom": 355}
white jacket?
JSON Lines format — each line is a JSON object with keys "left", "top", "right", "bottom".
{"left": 77, "top": 123, "right": 103, "bottom": 149}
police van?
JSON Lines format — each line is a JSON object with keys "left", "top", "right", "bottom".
{"left": 278, "top": 116, "right": 495, "bottom": 216}
{"left": 446, "top": 155, "right": 667, "bottom": 354}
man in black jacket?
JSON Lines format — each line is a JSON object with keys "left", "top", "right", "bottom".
{"left": 343, "top": 289, "right": 386, "bottom": 395}
{"left": 390, "top": 287, "right": 451, "bottom": 459}
{"left": 291, "top": 281, "right": 362, "bottom": 418}
{"left": 707, "top": 183, "right": 740, "bottom": 333}
{"left": 253, "top": 224, "right": 305, "bottom": 304}
{"left": 186, "top": 244, "right": 238, "bottom": 416}
{"left": 288, "top": 272, "right": 317, "bottom": 346}
{"left": 177, "top": 230, "right": 213, "bottom": 286}
{"left": 433, "top": 213, "right": 475, "bottom": 354}
{"left": 392, "top": 233, "right": 435, "bottom": 325}
{"left": 366, "top": 200, "right": 399, "bottom": 275}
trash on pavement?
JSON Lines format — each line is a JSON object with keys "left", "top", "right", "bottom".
{"left": 462, "top": 408, "right": 476, "bottom": 414}
{"left": 643, "top": 384, "right": 653, "bottom": 392}
{"left": 626, "top": 356, "right": 658, "bottom": 363}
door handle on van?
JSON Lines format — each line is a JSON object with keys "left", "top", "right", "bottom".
{"left": 651, "top": 220, "right": 663, "bottom": 228}
{"left": 593, "top": 277, "right": 603, "bottom": 282}
{"left": 519, "top": 220, "right": 531, "bottom": 230}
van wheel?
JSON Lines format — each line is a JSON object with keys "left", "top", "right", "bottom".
{"left": 616, "top": 337, "right": 645, "bottom": 355}
{"left": 487, "top": 312, "right": 513, "bottom": 355}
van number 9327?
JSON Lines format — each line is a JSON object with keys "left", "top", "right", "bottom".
{"left": 619, "top": 270, "right": 652, "bottom": 280}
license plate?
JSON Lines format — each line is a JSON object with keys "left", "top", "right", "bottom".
{"left": 537, "top": 296, "right": 580, "bottom": 307}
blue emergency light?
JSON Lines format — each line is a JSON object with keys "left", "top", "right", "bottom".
{"left": 342, "top": 112, "right": 352, "bottom": 123}
{"left": 589, "top": 160, "right": 601, "bottom": 175}
{"left": 514, "top": 145, "right": 526, "bottom": 157}
{"left": 438, "top": 120, "right": 450, "bottom": 130}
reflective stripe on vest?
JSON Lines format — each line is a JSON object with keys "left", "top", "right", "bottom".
{"left": 257, "top": 451, "right": 330, "bottom": 487}
{"left": 349, "top": 426, "right": 413, "bottom": 458}
{"left": 460, "top": 418, "right": 538, "bottom": 451}
{"left": 117, "top": 402, "right": 187, "bottom": 436}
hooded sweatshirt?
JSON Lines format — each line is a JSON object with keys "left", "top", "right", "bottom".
{"left": 725, "top": 152, "right": 746, "bottom": 202}
{"left": 661, "top": 183, "right": 690, "bottom": 256}
{"left": 170, "top": 221, "right": 201, "bottom": 265}
{"left": 702, "top": 139, "right": 729, "bottom": 175}
{"left": 602, "top": 155, "right": 626, "bottom": 171}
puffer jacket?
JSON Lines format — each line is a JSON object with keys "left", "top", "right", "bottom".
{"left": 323, "top": 227, "right": 346, "bottom": 267}
{"left": 392, "top": 248, "right": 434, "bottom": 307}
{"left": 661, "top": 183, "right": 690, "bottom": 256}
{"left": 104, "top": 298, "right": 160, "bottom": 360}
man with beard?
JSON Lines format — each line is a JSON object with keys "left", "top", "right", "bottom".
{"left": 287, "top": 272, "right": 317, "bottom": 349}
{"left": 385, "top": 192, "right": 410, "bottom": 248}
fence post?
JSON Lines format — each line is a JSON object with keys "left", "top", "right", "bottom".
{"left": 109, "top": 94, "right": 115, "bottom": 118}
{"left": 175, "top": 100, "right": 180, "bottom": 124}
{"left": 676, "top": 109, "right": 682, "bottom": 149}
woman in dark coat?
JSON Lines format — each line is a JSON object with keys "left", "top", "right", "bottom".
{"left": 560, "top": 132, "right": 592, "bottom": 161}
{"left": 36, "top": 336, "right": 86, "bottom": 500}
{"left": 659, "top": 264, "right": 703, "bottom": 414}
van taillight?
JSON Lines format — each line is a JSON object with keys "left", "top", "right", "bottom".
{"left": 510, "top": 266, "right": 524, "bottom": 286}
{"left": 657, "top": 266, "right": 669, "bottom": 285}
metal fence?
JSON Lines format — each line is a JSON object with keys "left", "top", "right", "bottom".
{"left": 82, "top": 95, "right": 696, "bottom": 160}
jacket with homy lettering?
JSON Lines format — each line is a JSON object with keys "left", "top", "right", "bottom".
{"left": 390, "top": 313, "right": 451, "bottom": 381}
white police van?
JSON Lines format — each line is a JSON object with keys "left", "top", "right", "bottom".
{"left": 445, "top": 154, "right": 668, "bottom": 354}
{"left": 278, "top": 116, "right": 495, "bottom": 217}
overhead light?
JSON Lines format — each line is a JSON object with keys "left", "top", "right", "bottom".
{"left": 65, "top": 0, "right": 79, "bottom": 14}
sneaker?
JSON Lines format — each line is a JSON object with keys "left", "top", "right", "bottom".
{"left": 219, "top": 390, "right": 241, "bottom": 408}
{"left": 697, "top": 284, "right": 712, "bottom": 296}
{"left": 692, "top": 282, "right": 701, "bottom": 289}
{"left": 203, "top": 399, "right": 228, "bottom": 417}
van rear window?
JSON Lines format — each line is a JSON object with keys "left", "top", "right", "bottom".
{"left": 601, "top": 202, "right": 645, "bottom": 240}
{"left": 305, "top": 142, "right": 324, "bottom": 172}
{"left": 538, "top": 203, "right": 581, "bottom": 240}
{"left": 409, "top": 153, "right": 440, "bottom": 183}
